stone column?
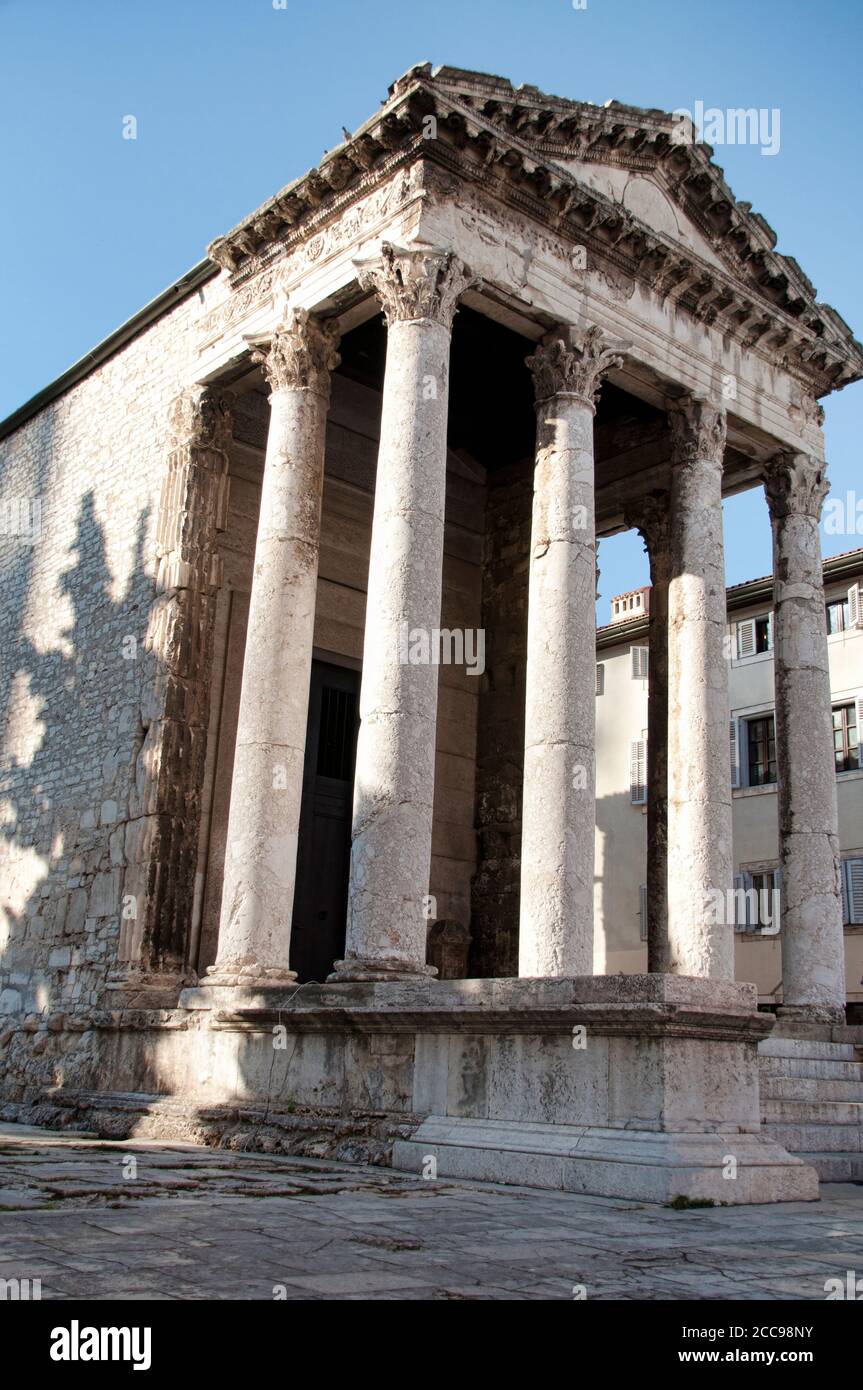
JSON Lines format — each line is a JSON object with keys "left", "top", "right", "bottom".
{"left": 666, "top": 397, "right": 734, "bottom": 979}
{"left": 626, "top": 492, "right": 672, "bottom": 973}
{"left": 330, "top": 243, "right": 473, "bottom": 982}
{"left": 764, "top": 451, "right": 845, "bottom": 1022}
{"left": 518, "top": 326, "right": 624, "bottom": 977}
{"left": 208, "top": 309, "right": 340, "bottom": 986}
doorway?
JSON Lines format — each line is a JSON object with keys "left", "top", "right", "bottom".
{"left": 289, "top": 659, "right": 359, "bottom": 982}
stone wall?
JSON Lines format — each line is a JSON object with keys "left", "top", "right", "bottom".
{"left": 0, "top": 278, "right": 226, "bottom": 1047}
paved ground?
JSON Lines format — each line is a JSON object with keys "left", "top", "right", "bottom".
{"left": 0, "top": 1122, "right": 861, "bottom": 1300}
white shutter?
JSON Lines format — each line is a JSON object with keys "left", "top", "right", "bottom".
{"left": 844, "top": 858, "right": 863, "bottom": 925}
{"left": 596, "top": 663, "right": 605, "bottom": 696}
{"left": 766, "top": 611, "right": 774, "bottom": 651}
{"left": 737, "top": 619, "right": 756, "bottom": 658}
{"left": 631, "top": 646, "right": 649, "bottom": 680}
{"left": 630, "top": 739, "right": 647, "bottom": 804}
{"left": 769, "top": 867, "right": 781, "bottom": 935}
{"left": 639, "top": 884, "right": 648, "bottom": 941}
{"left": 732, "top": 873, "right": 747, "bottom": 931}
{"left": 841, "top": 861, "right": 850, "bottom": 925}
{"left": 848, "top": 584, "right": 861, "bottom": 630}
{"left": 730, "top": 717, "right": 740, "bottom": 788}
{"left": 856, "top": 695, "right": 863, "bottom": 754}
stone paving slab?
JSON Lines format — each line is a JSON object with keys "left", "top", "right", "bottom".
{"left": 0, "top": 1123, "right": 862, "bottom": 1300}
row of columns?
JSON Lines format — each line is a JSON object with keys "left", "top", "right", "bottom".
{"left": 630, "top": 436, "right": 845, "bottom": 1021}
{"left": 205, "top": 239, "right": 845, "bottom": 1021}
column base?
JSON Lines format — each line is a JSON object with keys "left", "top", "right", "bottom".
{"left": 201, "top": 961, "right": 298, "bottom": 989}
{"left": 776, "top": 1004, "right": 846, "bottom": 1026}
{"left": 327, "top": 955, "right": 438, "bottom": 983}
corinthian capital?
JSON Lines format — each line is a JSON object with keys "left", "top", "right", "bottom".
{"left": 169, "top": 385, "right": 234, "bottom": 453}
{"left": 667, "top": 396, "right": 726, "bottom": 467}
{"left": 763, "top": 451, "right": 829, "bottom": 521}
{"left": 355, "top": 241, "right": 474, "bottom": 330}
{"left": 527, "top": 324, "right": 626, "bottom": 408}
{"left": 248, "top": 308, "right": 341, "bottom": 397}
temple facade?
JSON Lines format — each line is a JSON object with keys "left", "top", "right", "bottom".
{"left": 2, "top": 65, "right": 862, "bottom": 1201}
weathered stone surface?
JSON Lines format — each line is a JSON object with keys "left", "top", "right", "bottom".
{"left": 666, "top": 397, "right": 734, "bottom": 980}
{"left": 519, "top": 326, "right": 623, "bottom": 977}
{"left": 333, "top": 245, "right": 473, "bottom": 982}
{"left": 764, "top": 451, "right": 846, "bottom": 1023}
{"left": 210, "top": 311, "right": 340, "bottom": 986}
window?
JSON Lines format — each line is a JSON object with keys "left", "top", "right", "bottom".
{"left": 631, "top": 646, "right": 649, "bottom": 680}
{"left": 832, "top": 702, "right": 860, "bottom": 774}
{"left": 596, "top": 663, "right": 605, "bottom": 696}
{"left": 736, "top": 614, "right": 772, "bottom": 658}
{"left": 733, "top": 869, "right": 780, "bottom": 933}
{"left": 841, "top": 859, "right": 863, "bottom": 925}
{"left": 747, "top": 714, "right": 777, "bottom": 786}
{"left": 826, "top": 597, "right": 850, "bottom": 634}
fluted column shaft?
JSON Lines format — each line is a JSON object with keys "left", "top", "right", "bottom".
{"left": 209, "top": 310, "right": 340, "bottom": 986}
{"left": 518, "top": 326, "right": 624, "bottom": 977}
{"left": 331, "top": 243, "right": 474, "bottom": 982}
{"left": 666, "top": 398, "right": 734, "bottom": 979}
{"left": 764, "top": 451, "right": 845, "bottom": 1022}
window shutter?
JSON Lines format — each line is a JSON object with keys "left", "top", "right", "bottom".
{"left": 596, "top": 663, "right": 605, "bottom": 696}
{"left": 630, "top": 739, "right": 647, "bottom": 804}
{"left": 856, "top": 694, "right": 863, "bottom": 741}
{"left": 845, "top": 858, "right": 863, "bottom": 925}
{"left": 732, "top": 873, "right": 747, "bottom": 931}
{"left": 848, "top": 584, "right": 861, "bottom": 629}
{"left": 770, "top": 867, "right": 781, "bottom": 934}
{"left": 730, "top": 717, "right": 740, "bottom": 788}
{"left": 737, "top": 619, "right": 756, "bottom": 658}
{"left": 841, "top": 860, "right": 850, "bottom": 925}
{"left": 766, "top": 611, "right": 774, "bottom": 651}
{"left": 631, "top": 646, "right": 649, "bottom": 680}
{"left": 639, "top": 884, "right": 648, "bottom": 941}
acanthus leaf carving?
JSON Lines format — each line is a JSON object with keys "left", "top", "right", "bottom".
{"left": 355, "top": 241, "right": 475, "bottom": 330}
{"left": 667, "top": 395, "right": 727, "bottom": 467}
{"left": 247, "top": 307, "right": 341, "bottom": 397}
{"left": 763, "top": 450, "right": 829, "bottom": 521}
{"left": 527, "top": 324, "right": 627, "bottom": 407}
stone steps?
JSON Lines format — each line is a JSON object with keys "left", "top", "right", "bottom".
{"left": 793, "top": 1152, "right": 863, "bottom": 1183}
{"left": 764, "top": 1122, "right": 863, "bottom": 1153}
{"left": 762, "top": 1098, "right": 863, "bottom": 1124}
{"left": 762, "top": 1075, "right": 863, "bottom": 1102}
{"left": 759, "top": 1056, "right": 863, "bottom": 1081}
{"left": 759, "top": 1038, "right": 857, "bottom": 1060}
{"left": 759, "top": 1032, "right": 863, "bottom": 1180}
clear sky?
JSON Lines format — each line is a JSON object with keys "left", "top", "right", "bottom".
{"left": 2, "top": 0, "right": 861, "bottom": 607}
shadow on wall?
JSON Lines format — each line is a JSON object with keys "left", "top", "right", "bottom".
{"left": 0, "top": 475, "right": 153, "bottom": 1099}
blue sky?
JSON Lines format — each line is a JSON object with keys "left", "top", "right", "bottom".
{"left": 2, "top": 0, "right": 861, "bottom": 606}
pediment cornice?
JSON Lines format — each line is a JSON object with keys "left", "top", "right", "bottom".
{"left": 207, "top": 63, "right": 863, "bottom": 397}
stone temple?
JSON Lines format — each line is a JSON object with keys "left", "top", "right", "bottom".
{"left": 2, "top": 64, "right": 862, "bottom": 1203}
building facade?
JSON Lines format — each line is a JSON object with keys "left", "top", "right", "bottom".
{"left": 596, "top": 550, "right": 863, "bottom": 1011}
{"left": 1, "top": 65, "right": 862, "bottom": 1201}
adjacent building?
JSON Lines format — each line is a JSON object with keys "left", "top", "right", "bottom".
{"left": 596, "top": 549, "right": 863, "bottom": 1012}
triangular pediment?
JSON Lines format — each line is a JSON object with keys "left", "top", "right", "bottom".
{"left": 208, "top": 62, "right": 863, "bottom": 396}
